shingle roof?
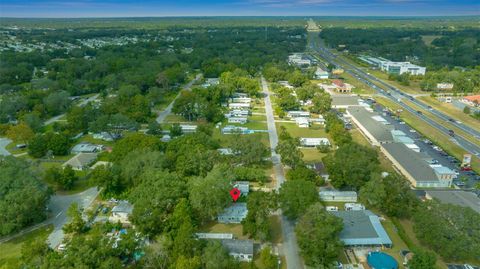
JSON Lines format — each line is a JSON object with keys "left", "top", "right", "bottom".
{"left": 63, "top": 153, "right": 97, "bottom": 168}
{"left": 221, "top": 239, "right": 254, "bottom": 255}
{"left": 331, "top": 210, "right": 392, "bottom": 246}
{"left": 112, "top": 201, "right": 133, "bottom": 214}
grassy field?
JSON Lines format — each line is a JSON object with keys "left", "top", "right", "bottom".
{"left": 376, "top": 97, "right": 480, "bottom": 173}
{"left": 417, "top": 96, "right": 480, "bottom": 133}
{"left": 0, "top": 225, "right": 53, "bottom": 268}
{"left": 300, "top": 148, "right": 326, "bottom": 162}
{"left": 275, "top": 122, "right": 328, "bottom": 138}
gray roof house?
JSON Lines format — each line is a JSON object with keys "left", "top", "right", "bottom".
{"left": 221, "top": 239, "right": 254, "bottom": 262}
{"left": 110, "top": 201, "right": 134, "bottom": 225}
{"left": 62, "top": 153, "right": 97, "bottom": 171}
{"left": 233, "top": 181, "right": 249, "bottom": 196}
{"left": 331, "top": 210, "right": 392, "bottom": 247}
{"left": 218, "top": 203, "right": 248, "bottom": 224}
{"left": 71, "top": 142, "right": 103, "bottom": 154}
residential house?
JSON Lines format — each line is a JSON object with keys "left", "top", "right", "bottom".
{"left": 110, "top": 201, "right": 134, "bottom": 226}
{"left": 71, "top": 142, "right": 103, "bottom": 154}
{"left": 287, "top": 110, "right": 310, "bottom": 118}
{"left": 180, "top": 125, "right": 197, "bottom": 133}
{"left": 221, "top": 239, "right": 254, "bottom": 262}
{"left": 233, "top": 181, "right": 249, "bottom": 196}
{"left": 228, "top": 103, "right": 250, "bottom": 110}
{"left": 309, "top": 114, "right": 325, "bottom": 125}
{"left": 92, "top": 132, "right": 120, "bottom": 141}
{"left": 344, "top": 203, "right": 365, "bottom": 211}
{"left": 319, "top": 188, "right": 358, "bottom": 202}
{"left": 295, "top": 117, "right": 310, "bottom": 128}
{"left": 231, "top": 97, "right": 252, "bottom": 104}
{"left": 195, "top": 233, "right": 233, "bottom": 240}
{"left": 299, "top": 137, "right": 330, "bottom": 147}
{"left": 436, "top": 83, "right": 454, "bottom": 91}
{"left": 218, "top": 148, "right": 234, "bottom": 155}
{"left": 306, "top": 162, "right": 329, "bottom": 181}
{"left": 228, "top": 117, "right": 248, "bottom": 124}
{"left": 62, "top": 153, "right": 97, "bottom": 171}
{"left": 222, "top": 125, "right": 250, "bottom": 135}
{"left": 218, "top": 203, "right": 248, "bottom": 224}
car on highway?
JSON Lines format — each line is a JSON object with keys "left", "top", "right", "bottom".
{"left": 448, "top": 130, "right": 455, "bottom": 136}
{"left": 409, "top": 129, "right": 417, "bottom": 133}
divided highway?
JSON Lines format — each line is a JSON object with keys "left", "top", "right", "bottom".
{"left": 307, "top": 32, "right": 480, "bottom": 157}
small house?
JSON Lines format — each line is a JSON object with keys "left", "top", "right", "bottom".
{"left": 299, "top": 137, "right": 330, "bottom": 147}
{"left": 62, "top": 153, "right": 97, "bottom": 171}
{"left": 195, "top": 233, "right": 233, "bottom": 240}
{"left": 218, "top": 148, "right": 234, "bottom": 155}
{"left": 228, "top": 103, "right": 250, "bottom": 110}
{"left": 222, "top": 125, "right": 250, "bottom": 135}
{"left": 287, "top": 110, "right": 310, "bottom": 118}
{"left": 110, "top": 201, "right": 134, "bottom": 225}
{"left": 344, "top": 203, "right": 365, "bottom": 211}
{"left": 295, "top": 117, "right": 310, "bottom": 128}
{"left": 92, "top": 132, "right": 120, "bottom": 142}
{"left": 228, "top": 117, "right": 248, "bottom": 124}
{"left": 218, "top": 203, "right": 248, "bottom": 224}
{"left": 221, "top": 239, "right": 254, "bottom": 262}
{"left": 306, "top": 162, "right": 329, "bottom": 181}
{"left": 180, "top": 125, "right": 197, "bottom": 133}
{"left": 71, "top": 142, "right": 103, "bottom": 154}
{"left": 231, "top": 97, "right": 252, "bottom": 104}
{"left": 233, "top": 181, "right": 249, "bottom": 196}
{"left": 319, "top": 188, "right": 358, "bottom": 202}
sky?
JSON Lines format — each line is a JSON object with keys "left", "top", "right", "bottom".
{"left": 1, "top": 0, "right": 479, "bottom": 17}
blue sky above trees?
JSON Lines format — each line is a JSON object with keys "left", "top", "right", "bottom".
{"left": 1, "top": 0, "right": 479, "bottom": 17}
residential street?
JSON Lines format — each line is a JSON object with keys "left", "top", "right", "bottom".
{"left": 261, "top": 76, "right": 304, "bottom": 269}
{"left": 46, "top": 187, "right": 99, "bottom": 248}
{"left": 0, "top": 138, "right": 12, "bottom": 156}
{"left": 44, "top": 94, "right": 100, "bottom": 126}
{"left": 156, "top": 74, "right": 202, "bottom": 123}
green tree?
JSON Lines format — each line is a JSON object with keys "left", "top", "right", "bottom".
{"left": 360, "top": 173, "right": 417, "bottom": 218}
{"left": 202, "top": 240, "right": 239, "bottom": 269}
{"left": 259, "top": 247, "right": 278, "bottom": 269}
{"left": 6, "top": 122, "right": 34, "bottom": 143}
{"left": 89, "top": 164, "right": 121, "bottom": 197}
{"left": 295, "top": 203, "right": 343, "bottom": 268}
{"left": 323, "top": 142, "right": 379, "bottom": 189}
{"left": 242, "top": 192, "right": 277, "bottom": 241}
{"left": 147, "top": 120, "right": 163, "bottom": 136}
{"left": 279, "top": 180, "right": 319, "bottom": 219}
{"left": 310, "top": 91, "right": 332, "bottom": 114}
{"left": 276, "top": 138, "right": 303, "bottom": 169}
{"left": 408, "top": 249, "right": 437, "bottom": 269}
{"left": 0, "top": 157, "right": 50, "bottom": 236}
{"left": 286, "top": 165, "right": 324, "bottom": 186}
{"left": 288, "top": 70, "right": 308, "bottom": 87}
{"left": 463, "top": 105, "right": 471, "bottom": 114}
{"left": 188, "top": 166, "right": 232, "bottom": 221}
{"left": 109, "top": 133, "right": 161, "bottom": 162}
{"left": 170, "top": 123, "right": 183, "bottom": 137}
{"left": 229, "top": 134, "right": 269, "bottom": 165}
{"left": 63, "top": 202, "right": 86, "bottom": 234}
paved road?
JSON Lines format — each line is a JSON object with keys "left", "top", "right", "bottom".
{"left": 0, "top": 138, "right": 12, "bottom": 156}
{"left": 307, "top": 32, "right": 480, "bottom": 157}
{"left": 44, "top": 94, "right": 99, "bottom": 126}
{"left": 156, "top": 74, "right": 202, "bottom": 123}
{"left": 261, "top": 76, "right": 304, "bottom": 269}
{"left": 46, "top": 187, "right": 99, "bottom": 248}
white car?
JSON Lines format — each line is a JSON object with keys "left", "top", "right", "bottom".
{"left": 409, "top": 129, "right": 416, "bottom": 133}
{"left": 399, "top": 121, "right": 406, "bottom": 125}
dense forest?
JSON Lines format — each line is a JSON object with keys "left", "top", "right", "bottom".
{"left": 321, "top": 28, "right": 480, "bottom": 69}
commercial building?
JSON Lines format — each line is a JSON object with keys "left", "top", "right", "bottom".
{"left": 347, "top": 107, "right": 394, "bottom": 146}
{"left": 381, "top": 143, "right": 455, "bottom": 188}
{"left": 332, "top": 79, "right": 353, "bottom": 93}
{"left": 331, "top": 210, "right": 392, "bottom": 247}
{"left": 462, "top": 95, "right": 480, "bottom": 107}
{"left": 360, "top": 56, "right": 426, "bottom": 75}
{"left": 314, "top": 67, "right": 329, "bottom": 79}
{"left": 217, "top": 203, "right": 248, "bottom": 224}
{"left": 319, "top": 188, "right": 358, "bottom": 202}
{"left": 299, "top": 137, "right": 330, "bottom": 147}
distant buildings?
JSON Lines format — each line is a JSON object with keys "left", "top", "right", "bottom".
{"left": 314, "top": 67, "right": 329, "bottom": 79}
{"left": 288, "top": 53, "right": 311, "bottom": 67}
{"left": 360, "top": 56, "right": 426, "bottom": 76}
{"left": 331, "top": 210, "right": 392, "bottom": 247}
{"left": 217, "top": 203, "right": 248, "bottom": 224}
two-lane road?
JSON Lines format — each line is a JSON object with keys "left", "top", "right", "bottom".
{"left": 262, "top": 76, "right": 304, "bottom": 269}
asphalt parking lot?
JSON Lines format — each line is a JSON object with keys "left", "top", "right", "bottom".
{"left": 367, "top": 100, "right": 479, "bottom": 190}
{"left": 448, "top": 264, "right": 480, "bottom": 269}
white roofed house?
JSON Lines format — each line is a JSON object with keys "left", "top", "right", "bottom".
{"left": 231, "top": 97, "right": 252, "bottom": 104}
{"left": 233, "top": 181, "right": 249, "bottom": 196}
{"left": 228, "top": 117, "right": 248, "bottom": 124}
{"left": 319, "top": 188, "right": 358, "bottom": 202}
{"left": 287, "top": 110, "right": 310, "bottom": 118}
{"left": 180, "top": 124, "right": 197, "bottom": 133}
{"left": 299, "top": 137, "right": 330, "bottom": 147}
{"left": 62, "top": 153, "right": 97, "bottom": 171}
{"left": 218, "top": 203, "right": 248, "bottom": 224}
{"left": 228, "top": 103, "right": 250, "bottom": 110}
{"left": 110, "top": 200, "right": 134, "bottom": 226}
{"left": 295, "top": 117, "right": 310, "bottom": 128}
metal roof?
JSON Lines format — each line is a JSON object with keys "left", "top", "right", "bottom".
{"left": 382, "top": 143, "right": 438, "bottom": 182}
{"left": 331, "top": 210, "right": 392, "bottom": 246}
{"left": 221, "top": 239, "right": 254, "bottom": 255}
{"left": 348, "top": 107, "right": 394, "bottom": 143}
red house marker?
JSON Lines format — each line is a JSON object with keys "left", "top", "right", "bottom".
{"left": 230, "top": 188, "right": 241, "bottom": 202}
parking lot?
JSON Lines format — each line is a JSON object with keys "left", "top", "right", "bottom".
{"left": 365, "top": 100, "right": 479, "bottom": 191}
{"left": 448, "top": 264, "right": 480, "bottom": 269}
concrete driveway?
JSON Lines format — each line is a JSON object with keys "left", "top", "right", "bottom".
{"left": 0, "top": 138, "right": 12, "bottom": 156}
{"left": 46, "top": 187, "right": 99, "bottom": 248}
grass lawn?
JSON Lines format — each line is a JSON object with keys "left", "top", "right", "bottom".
{"left": 339, "top": 72, "right": 375, "bottom": 95}
{"left": 275, "top": 122, "right": 328, "bottom": 138}
{"left": 300, "top": 148, "right": 326, "bottom": 162}
{"left": 0, "top": 225, "right": 53, "bottom": 268}
{"left": 350, "top": 128, "right": 371, "bottom": 147}
{"left": 366, "top": 69, "right": 424, "bottom": 95}
{"left": 376, "top": 97, "right": 480, "bottom": 173}
{"left": 164, "top": 114, "right": 186, "bottom": 123}
{"left": 198, "top": 222, "right": 248, "bottom": 240}
{"left": 417, "top": 96, "right": 480, "bottom": 133}
{"left": 5, "top": 141, "right": 27, "bottom": 155}
{"left": 381, "top": 218, "right": 409, "bottom": 269}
